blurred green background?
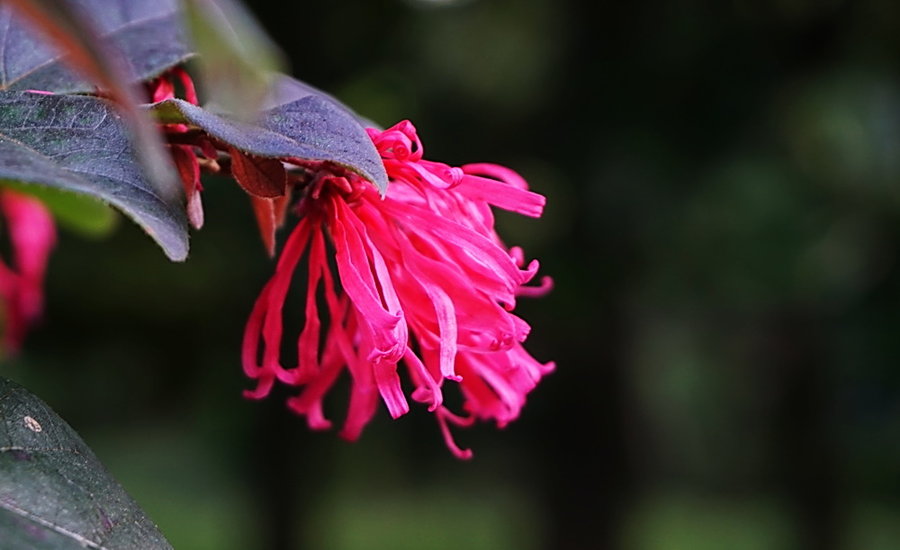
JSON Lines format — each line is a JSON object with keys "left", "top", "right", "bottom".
{"left": 6, "top": 0, "right": 900, "bottom": 548}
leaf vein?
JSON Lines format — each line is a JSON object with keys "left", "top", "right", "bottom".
{"left": 0, "top": 499, "right": 108, "bottom": 549}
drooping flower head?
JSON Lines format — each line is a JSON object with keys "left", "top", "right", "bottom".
{"left": 146, "top": 69, "right": 552, "bottom": 457}
{"left": 242, "top": 121, "right": 553, "bottom": 458}
{"left": 0, "top": 190, "right": 56, "bottom": 354}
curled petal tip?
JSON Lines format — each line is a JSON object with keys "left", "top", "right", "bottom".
{"left": 338, "top": 428, "right": 361, "bottom": 442}
{"left": 242, "top": 387, "right": 267, "bottom": 400}
{"left": 454, "top": 448, "right": 475, "bottom": 460}
{"left": 308, "top": 419, "right": 333, "bottom": 431}
{"left": 276, "top": 368, "right": 301, "bottom": 385}
{"left": 518, "top": 276, "right": 554, "bottom": 298}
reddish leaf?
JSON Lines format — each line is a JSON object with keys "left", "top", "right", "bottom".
{"left": 250, "top": 196, "right": 277, "bottom": 257}
{"left": 230, "top": 148, "right": 287, "bottom": 198}
{"left": 273, "top": 187, "right": 292, "bottom": 228}
{"left": 248, "top": 189, "right": 291, "bottom": 256}
{"left": 170, "top": 145, "right": 204, "bottom": 230}
{"left": 171, "top": 146, "right": 200, "bottom": 193}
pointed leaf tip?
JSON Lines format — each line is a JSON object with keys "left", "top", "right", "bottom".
{"left": 250, "top": 195, "right": 278, "bottom": 257}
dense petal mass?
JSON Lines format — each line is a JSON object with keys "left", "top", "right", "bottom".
{"left": 243, "top": 120, "right": 552, "bottom": 458}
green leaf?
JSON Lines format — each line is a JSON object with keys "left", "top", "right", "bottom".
{"left": 149, "top": 75, "right": 389, "bottom": 194}
{"left": 0, "top": 92, "right": 189, "bottom": 261}
{"left": 0, "top": 0, "right": 193, "bottom": 94}
{"left": 182, "top": 0, "right": 285, "bottom": 120}
{"left": 0, "top": 377, "right": 172, "bottom": 549}
{"left": 0, "top": 181, "right": 117, "bottom": 237}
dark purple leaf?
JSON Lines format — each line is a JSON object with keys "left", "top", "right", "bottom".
{"left": 149, "top": 75, "right": 389, "bottom": 193}
{"left": 0, "top": 0, "right": 193, "bottom": 94}
{"left": 0, "top": 377, "right": 172, "bottom": 549}
{"left": 0, "top": 0, "right": 193, "bottom": 226}
{"left": 0, "top": 92, "right": 189, "bottom": 261}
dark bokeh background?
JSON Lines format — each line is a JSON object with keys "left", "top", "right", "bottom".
{"left": 6, "top": 0, "right": 900, "bottom": 548}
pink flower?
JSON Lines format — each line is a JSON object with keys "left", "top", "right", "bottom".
{"left": 243, "top": 121, "right": 553, "bottom": 458}
{"left": 149, "top": 68, "right": 212, "bottom": 231}
{"left": 0, "top": 190, "right": 56, "bottom": 354}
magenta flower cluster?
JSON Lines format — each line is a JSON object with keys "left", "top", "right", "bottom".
{"left": 242, "top": 121, "right": 553, "bottom": 458}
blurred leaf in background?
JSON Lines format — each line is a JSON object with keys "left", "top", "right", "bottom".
{"left": 182, "top": 0, "right": 285, "bottom": 119}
